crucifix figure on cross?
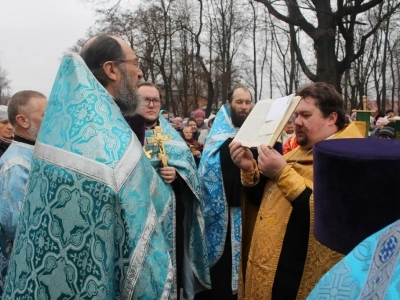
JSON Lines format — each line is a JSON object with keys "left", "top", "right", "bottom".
{"left": 146, "top": 126, "right": 172, "bottom": 167}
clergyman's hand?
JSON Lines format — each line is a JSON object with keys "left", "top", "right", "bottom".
{"left": 160, "top": 166, "right": 177, "bottom": 184}
{"left": 229, "top": 141, "right": 255, "bottom": 172}
{"left": 257, "top": 144, "right": 286, "bottom": 179}
{"left": 192, "top": 150, "right": 201, "bottom": 157}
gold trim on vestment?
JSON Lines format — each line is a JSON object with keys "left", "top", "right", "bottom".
{"left": 239, "top": 122, "right": 364, "bottom": 300}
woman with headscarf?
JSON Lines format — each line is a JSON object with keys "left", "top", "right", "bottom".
{"left": 181, "top": 126, "right": 203, "bottom": 166}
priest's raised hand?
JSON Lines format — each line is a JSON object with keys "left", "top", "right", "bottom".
{"left": 257, "top": 144, "right": 286, "bottom": 179}
{"left": 229, "top": 141, "right": 255, "bottom": 172}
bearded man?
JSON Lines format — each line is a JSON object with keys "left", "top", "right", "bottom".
{"left": 3, "top": 35, "right": 175, "bottom": 299}
{"left": 197, "top": 86, "right": 268, "bottom": 299}
{"left": 230, "top": 82, "right": 363, "bottom": 300}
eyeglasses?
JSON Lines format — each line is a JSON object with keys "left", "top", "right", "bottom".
{"left": 142, "top": 98, "right": 161, "bottom": 107}
{"left": 114, "top": 58, "right": 140, "bottom": 69}
{"left": 100, "top": 58, "right": 141, "bottom": 69}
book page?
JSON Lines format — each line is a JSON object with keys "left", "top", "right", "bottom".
{"left": 233, "top": 99, "right": 273, "bottom": 147}
{"left": 265, "top": 94, "right": 293, "bottom": 121}
{"left": 233, "top": 94, "right": 299, "bottom": 148}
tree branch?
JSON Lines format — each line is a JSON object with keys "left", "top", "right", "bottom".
{"left": 254, "top": 0, "right": 316, "bottom": 36}
{"left": 352, "top": 1, "right": 400, "bottom": 62}
{"left": 339, "top": 0, "right": 383, "bottom": 17}
{"left": 289, "top": 24, "right": 317, "bottom": 81}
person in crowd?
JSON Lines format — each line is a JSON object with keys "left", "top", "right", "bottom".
{"left": 182, "top": 125, "right": 203, "bottom": 165}
{"left": 378, "top": 124, "right": 395, "bottom": 139}
{"left": 281, "top": 119, "right": 296, "bottom": 144}
{"left": 175, "top": 116, "right": 183, "bottom": 128}
{"left": 0, "top": 90, "right": 47, "bottom": 296}
{"left": 229, "top": 82, "right": 364, "bottom": 299}
{"left": 197, "top": 86, "right": 262, "bottom": 299}
{"left": 137, "top": 81, "right": 210, "bottom": 299}
{"left": 174, "top": 116, "right": 184, "bottom": 133}
{"left": 188, "top": 117, "right": 200, "bottom": 140}
{"left": 0, "top": 106, "right": 14, "bottom": 157}
{"left": 193, "top": 109, "right": 208, "bottom": 132}
{"left": 283, "top": 134, "right": 299, "bottom": 154}
{"left": 3, "top": 34, "right": 176, "bottom": 299}
{"left": 369, "top": 113, "right": 384, "bottom": 137}
{"left": 371, "top": 117, "right": 390, "bottom": 138}
{"left": 198, "top": 114, "right": 216, "bottom": 145}
{"left": 385, "top": 109, "right": 395, "bottom": 118}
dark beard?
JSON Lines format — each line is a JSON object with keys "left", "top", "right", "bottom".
{"left": 231, "top": 108, "right": 248, "bottom": 127}
{"left": 114, "top": 65, "right": 139, "bottom": 116}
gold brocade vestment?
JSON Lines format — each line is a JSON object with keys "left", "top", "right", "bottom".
{"left": 239, "top": 122, "right": 363, "bottom": 300}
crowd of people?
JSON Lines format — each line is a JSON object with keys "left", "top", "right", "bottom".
{"left": 0, "top": 33, "right": 398, "bottom": 300}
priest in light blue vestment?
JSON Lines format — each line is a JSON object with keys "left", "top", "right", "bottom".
{"left": 143, "top": 112, "right": 210, "bottom": 300}
{"left": 197, "top": 104, "right": 242, "bottom": 295}
{"left": 2, "top": 53, "right": 175, "bottom": 299}
{"left": 0, "top": 141, "right": 34, "bottom": 295}
{"left": 308, "top": 219, "right": 400, "bottom": 300}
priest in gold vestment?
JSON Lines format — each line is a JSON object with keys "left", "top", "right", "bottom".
{"left": 229, "top": 82, "right": 364, "bottom": 300}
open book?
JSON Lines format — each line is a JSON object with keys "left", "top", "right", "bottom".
{"left": 233, "top": 94, "right": 301, "bottom": 148}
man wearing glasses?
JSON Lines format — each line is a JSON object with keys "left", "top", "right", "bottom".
{"left": 137, "top": 82, "right": 211, "bottom": 299}
{"left": 3, "top": 35, "right": 177, "bottom": 299}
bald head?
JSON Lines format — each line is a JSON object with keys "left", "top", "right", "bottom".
{"left": 80, "top": 35, "right": 97, "bottom": 54}
{"left": 80, "top": 34, "right": 126, "bottom": 87}
{"left": 80, "top": 34, "right": 143, "bottom": 116}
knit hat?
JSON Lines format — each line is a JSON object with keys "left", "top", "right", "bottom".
{"left": 0, "top": 106, "right": 8, "bottom": 122}
{"left": 193, "top": 109, "right": 205, "bottom": 119}
{"left": 170, "top": 118, "right": 179, "bottom": 125}
{"left": 379, "top": 125, "right": 395, "bottom": 139}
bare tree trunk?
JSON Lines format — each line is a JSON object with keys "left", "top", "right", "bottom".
{"left": 250, "top": 1, "right": 258, "bottom": 101}
{"left": 269, "top": 29, "right": 273, "bottom": 98}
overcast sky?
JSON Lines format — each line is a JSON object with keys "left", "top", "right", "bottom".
{"left": 0, "top": 0, "right": 98, "bottom": 96}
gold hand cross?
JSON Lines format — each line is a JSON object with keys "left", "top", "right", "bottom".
{"left": 146, "top": 126, "right": 172, "bottom": 167}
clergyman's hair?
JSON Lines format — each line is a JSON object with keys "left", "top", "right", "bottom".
{"left": 8, "top": 90, "right": 46, "bottom": 127}
{"left": 80, "top": 34, "right": 125, "bottom": 87}
{"left": 227, "top": 86, "right": 253, "bottom": 103}
{"left": 138, "top": 81, "right": 162, "bottom": 100}
{"left": 296, "top": 82, "right": 346, "bottom": 130}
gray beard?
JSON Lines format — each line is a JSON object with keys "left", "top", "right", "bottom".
{"left": 27, "top": 124, "right": 39, "bottom": 140}
{"left": 114, "top": 65, "right": 139, "bottom": 116}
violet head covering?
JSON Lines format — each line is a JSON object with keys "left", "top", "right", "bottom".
{"left": 313, "top": 138, "right": 400, "bottom": 255}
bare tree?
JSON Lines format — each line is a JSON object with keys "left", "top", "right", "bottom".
{"left": 0, "top": 64, "right": 11, "bottom": 104}
{"left": 207, "top": 0, "right": 249, "bottom": 101}
{"left": 255, "top": 0, "right": 400, "bottom": 93}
